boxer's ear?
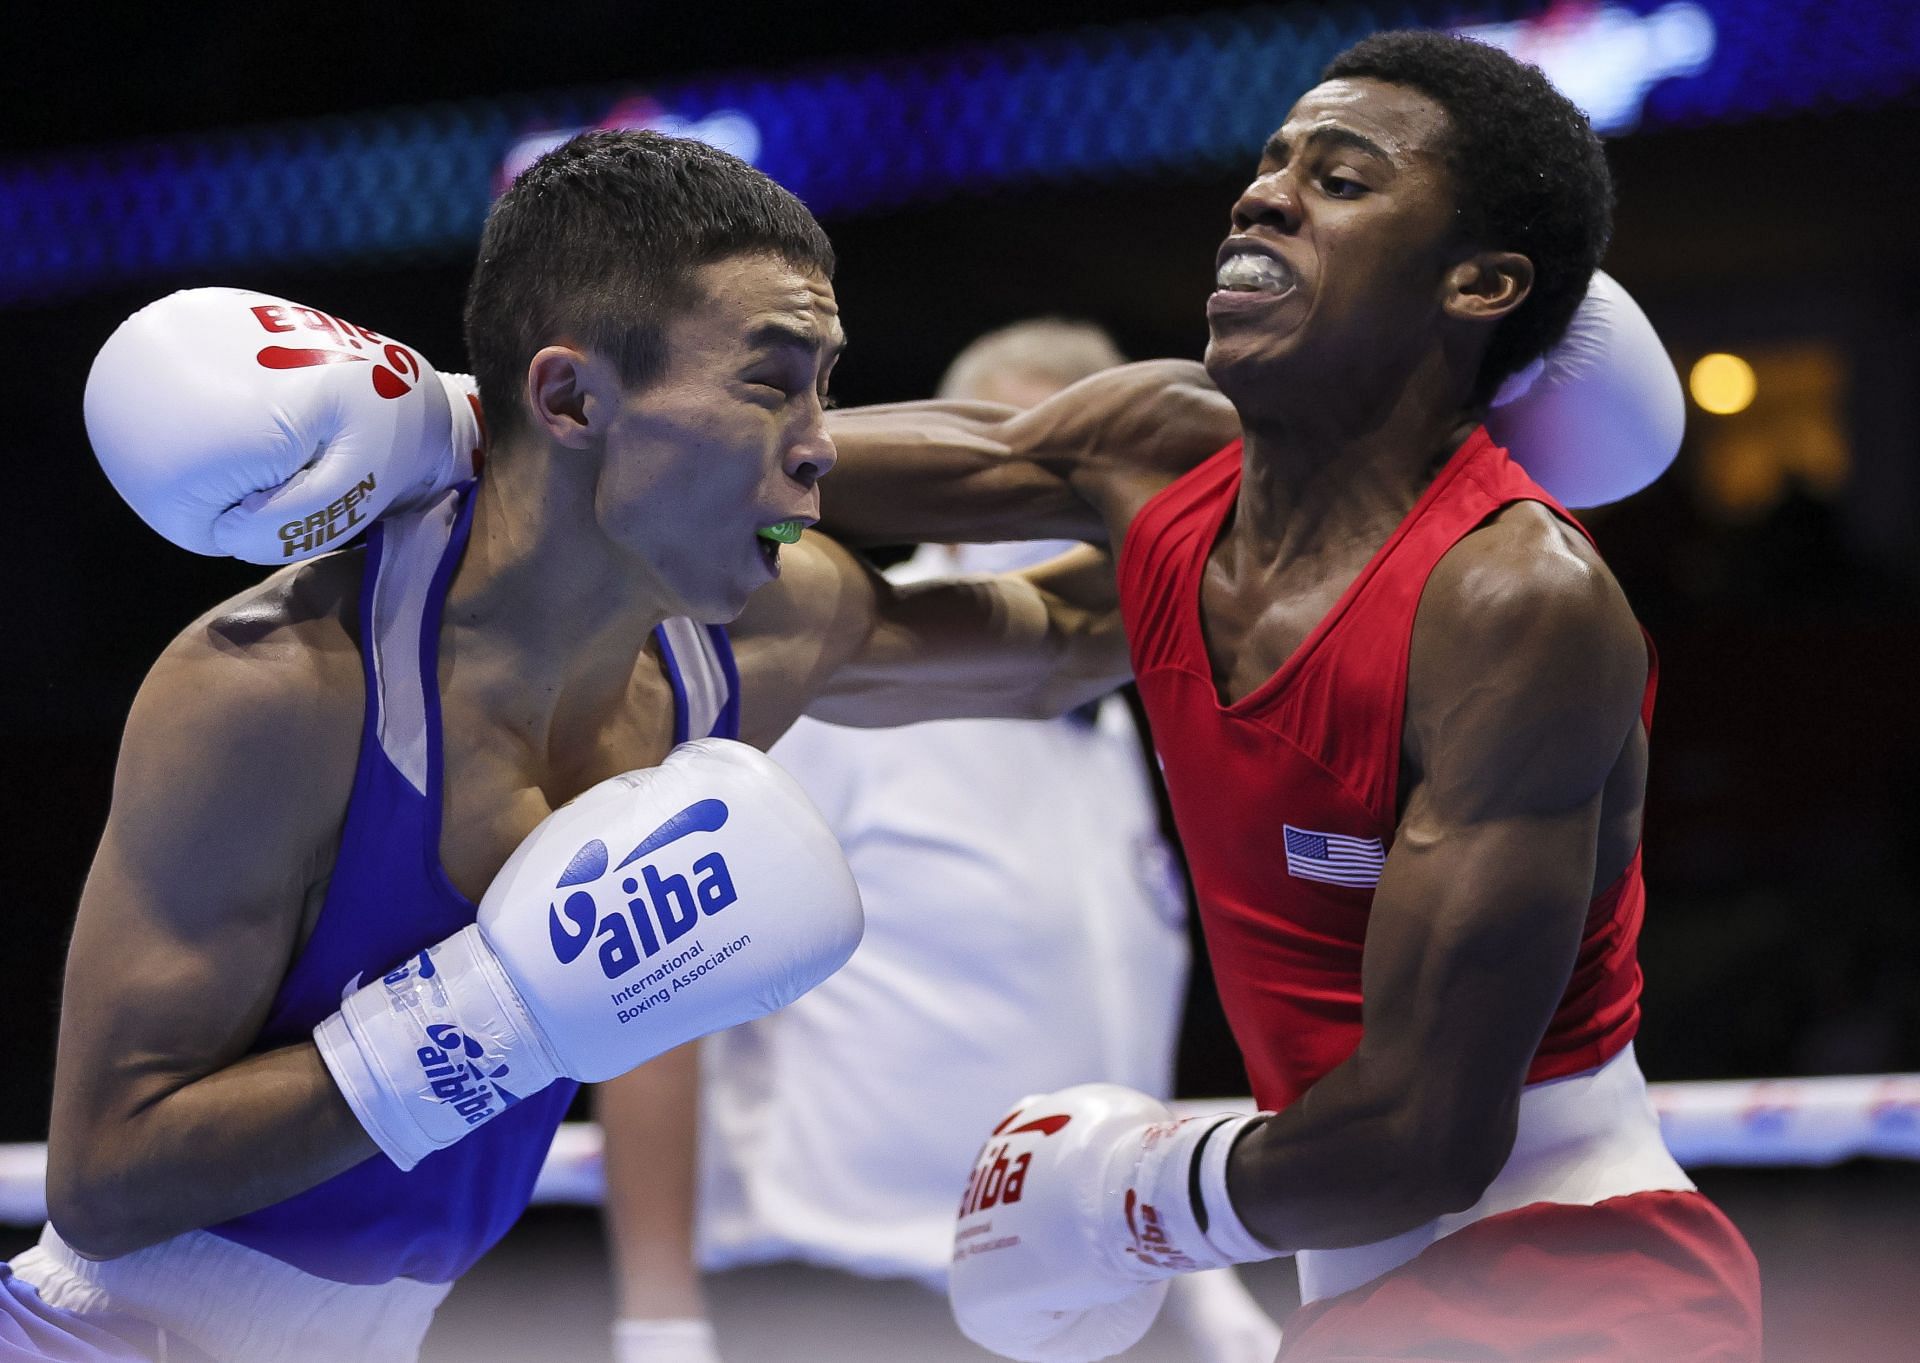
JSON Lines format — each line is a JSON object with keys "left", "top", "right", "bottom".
{"left": 1443, "top": 251, "right": 1533, "bottom": 324}
{"left": 525, "top": 346, "right": 619, "bottom": 448}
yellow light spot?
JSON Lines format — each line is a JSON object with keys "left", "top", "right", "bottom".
{"left": 1690, "top": 353, "right": 1757, "bottom": 415}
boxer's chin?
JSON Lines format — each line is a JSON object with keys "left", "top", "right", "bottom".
{"left": 695, "top": 575, "right": 760, "bottom": 625}
{"left": 1203, "top": 332, "right": 1296, "bottom": 409}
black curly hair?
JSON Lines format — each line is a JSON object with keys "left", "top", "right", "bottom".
{"left": 1322, "top": 31, "right": 1613, "bottom": 403}
{"left": 464, "top": 129, "right": 835, "bottom": 439}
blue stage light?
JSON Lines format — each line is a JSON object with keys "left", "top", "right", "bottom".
{"left": 2, "top": 0, "right": 1916, "bottom": 306}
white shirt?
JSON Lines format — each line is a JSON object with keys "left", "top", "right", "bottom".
{"left": 696, "top": 545, "right": 1189, "bottom": 1286}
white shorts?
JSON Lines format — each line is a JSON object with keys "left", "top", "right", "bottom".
{"left": 7, "top": 1224, "right": 448, "bottom": 1363}
{"left": 3, "top": 1258, "right": 161, "bottom": 1362}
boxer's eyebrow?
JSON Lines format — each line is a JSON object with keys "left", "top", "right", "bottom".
{"left": 1262, "top": 125, "right": 1394, "bottom": 167}
{"left": 746, "top": 320, "right": 846, "bottom": 362}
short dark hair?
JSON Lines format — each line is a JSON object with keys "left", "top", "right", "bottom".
{"left": 1322, "top": 30, "right": 1613, "bottom": 403}
{"left": 464, "top": 129, "right": 836, "bottom": 437}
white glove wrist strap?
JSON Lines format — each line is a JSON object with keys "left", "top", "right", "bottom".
{"left": 1192, "top": 1113, "right": 1281, "bottom": 1262}
{"left": 437, "top": 372, "right": 483, "bottom": 486}
{"left": 1106, "top": 1112, "right": 1277, "bottom": 1281}
{"left": 316, "top": 924, "right": 562, "bottom": 1169}
{"left": 386, "top": 372, "right": 481, "bottom": 516}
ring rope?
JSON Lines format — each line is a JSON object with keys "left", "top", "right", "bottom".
{"left": 2, "top": 1074, "right": 1914, "bottom": 1227}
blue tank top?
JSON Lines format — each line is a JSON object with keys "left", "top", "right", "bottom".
{"left": 209, "top": 483, "right": 741, "bottom": 1285}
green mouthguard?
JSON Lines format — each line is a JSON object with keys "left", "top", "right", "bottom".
{"left": 756, "top": 520, "right": 805, "bottom": 545}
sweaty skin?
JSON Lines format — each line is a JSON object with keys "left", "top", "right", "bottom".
{"left": 46, "top": 252, "right": 1128, "bottom": 1259}
{"left": 819, "top": 76, "right": 1651, "bottom": 1250}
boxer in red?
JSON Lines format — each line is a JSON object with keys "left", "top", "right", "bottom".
{"left": 822, "top": 30, "right": 1764, "bottom": 1362}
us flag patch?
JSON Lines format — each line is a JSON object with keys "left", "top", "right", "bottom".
{"left": 1283, "top": 825, "right": 1386, "bottom": 888}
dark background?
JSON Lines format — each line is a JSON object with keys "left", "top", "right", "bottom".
{"left": 4, "top": 1, "right": 1917, "bottom": 1141}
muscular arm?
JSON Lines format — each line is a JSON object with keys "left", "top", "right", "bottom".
{"left": 820, "top": 360, "right": 1237, "bottom": 549}
{"left": 45, "top": 596, "right": 375, "bottom": 1258}
{"left": 732, "top": 534, "right": 1130, "bottom": 742}
{"left": 1224, "top": 508, "right": 1649, "bottom": 1249}
{"left": 809, "top": 538, "right": 1132, "bottom": 728}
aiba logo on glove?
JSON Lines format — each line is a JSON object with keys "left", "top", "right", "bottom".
{"left": 417, "top": 1021, "right": 515, "bottom": 1128}
{"left": 376, "top": 948, "right": 519, "bottom": 1129}
{"left": 958, "top": 1110, "right": 1071, "bottom": 1218}
{"left": 546, "top": 799, "right": 739, "bottom": 981}
{"left": 249, "top": 302, "right": 423, "bottom": 400}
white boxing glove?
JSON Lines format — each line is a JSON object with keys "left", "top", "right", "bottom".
{"left": 316, "top": 739, "right": 864, "bottom": 1170}
{"left": 1489, "top": 270, "right": 1685, "bottom": 510}
{"left": 950, "top": 1084, "right": 1279, "bottom": 1363}
{"left": 85, "top": 287, "right": 482, "bottom": 563}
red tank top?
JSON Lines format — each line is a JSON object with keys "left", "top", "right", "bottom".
{"left": 1118, "top": 428, "right": 1652, "bottom": 1111}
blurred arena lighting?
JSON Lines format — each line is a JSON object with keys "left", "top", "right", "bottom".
{"left": 496, "top": 97, "right": 765, "bottom": 193}
{"left": 3, "top": 0, "right": 1918, "bottom": 306}
{"left": 1690, "top": 352, "right": 1759, "bottom": 415}
{"left": 1456, "top": 2, "right": 1716, "bottom": 134}
{"left": 1691, "top": 342, "right": 1850, "bottom": 521}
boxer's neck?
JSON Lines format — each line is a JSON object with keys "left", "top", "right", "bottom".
{"left": 1230, "top": 351, "right": 1478, "bottom": 571}
{"left": 442, "top": 436, "right": 679, "bottom": 693}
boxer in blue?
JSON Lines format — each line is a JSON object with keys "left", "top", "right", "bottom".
{"left": 9, "top": 132, "right": 1126, "bottom": 1363}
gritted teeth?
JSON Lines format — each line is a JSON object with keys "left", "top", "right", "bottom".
{"left": 1216, "top": 252, "right": 1295, "bottom": 294}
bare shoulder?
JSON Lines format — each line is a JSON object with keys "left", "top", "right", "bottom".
{"left": 724, "top": 534, "right": 880, "bottom": 745}
{"left": 1419, "top": 504, "right": 1638, "bottom": 659}
{"left": 1408, "top": 504, "right": 1645, "bottom": 810}
{"left": 158, "top": 552, "right": 364, "bottom": 734}
{"left": 728, "top": 533, "right": 873, "bottom": 644}
{"left": 112, "top": 552, "right": 368, "bottom": 898}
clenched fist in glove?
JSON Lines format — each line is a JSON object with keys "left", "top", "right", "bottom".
{"left": 317, "top": 739, "right": 864, "bottom": 1171}
{"left": 85, "top": 287, "right": 482, "bottom": 563}
{"left": 950, "top": 1084, "right": 1279, "bottom": 1363}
